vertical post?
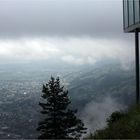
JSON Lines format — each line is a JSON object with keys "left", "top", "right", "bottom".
{"left": 135, "top": 28, "right": 139, "bottom": 105}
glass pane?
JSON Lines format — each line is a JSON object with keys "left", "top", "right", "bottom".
{"left": 134, "top": 0, "right": 140, "bottom": 23}
{"left": 124, "top": 0, "right": 128, "bottom": 28}
{"left": 128, "top": 0, "right": 134, "bottom": 26}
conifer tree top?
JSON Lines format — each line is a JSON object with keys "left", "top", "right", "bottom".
{"left": 37, "top": 76, "right": 87, "bottom": 139}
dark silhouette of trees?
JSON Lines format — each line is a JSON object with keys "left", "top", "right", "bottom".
{"left": 37, "top": 77, "right": 86, "bottom": 139}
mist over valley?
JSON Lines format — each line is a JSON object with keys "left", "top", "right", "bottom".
{"left": 0, "top": 60, "right": 135, "bottom": 138}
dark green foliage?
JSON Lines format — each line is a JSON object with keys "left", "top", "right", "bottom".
{"left": 87, "top": 105, "right": 140, "bottom": 139}
{"left": 37, "top": 77, "right": 86, "bottom": 139}
{"left": 106, "top": 111, "right": 125, "bottom": 125}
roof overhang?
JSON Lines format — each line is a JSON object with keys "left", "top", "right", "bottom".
{"left": 124, "top": 22, "right": 140, "bottom": 33}
{"left": 123, "top": 0, "right": 140, "bottom": 33}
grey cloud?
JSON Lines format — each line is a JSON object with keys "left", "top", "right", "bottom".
{"left": 0, "top": 0, "right": 133, "bottom": 39}
{"left": 0, "top": 37, "right": 134, "bottom": 65}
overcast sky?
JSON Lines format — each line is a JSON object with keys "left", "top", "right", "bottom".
{"left": 0, "top": 0, "right": 135, "bottom": 66}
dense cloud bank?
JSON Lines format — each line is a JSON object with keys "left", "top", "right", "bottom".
{"left": 0, "top": 0, "right": 132, "bottom": 40}
{"left": 0, "top": 37, "right": 134, "bottom": 67}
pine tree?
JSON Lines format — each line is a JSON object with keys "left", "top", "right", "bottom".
{"left": 37, "top": 77, "right": 87, "bottom": 139}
